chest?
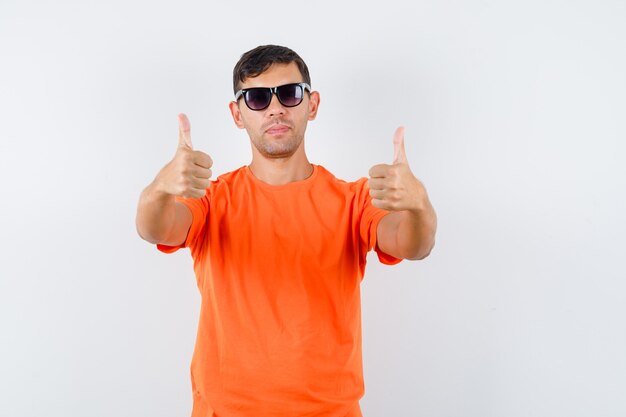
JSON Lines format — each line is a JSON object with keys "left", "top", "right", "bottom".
{"left": 208, "top": 188, "right": 357, "bottom": 264}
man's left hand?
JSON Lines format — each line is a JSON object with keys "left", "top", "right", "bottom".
{"left": 368, "top": 127, "right": 430, "bottom": 213}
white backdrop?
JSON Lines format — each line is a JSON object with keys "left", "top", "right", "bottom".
{"left": 1, "top": 1, "right": 625, "bottom": 416}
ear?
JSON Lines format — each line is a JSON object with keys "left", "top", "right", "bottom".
{"left": 307, "top": 91, "right": 320, "bottom": 121}
{"left": 229, "top": 101, "right": 246, "bottom": 129}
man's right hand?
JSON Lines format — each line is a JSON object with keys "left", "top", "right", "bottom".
{"left": 154, "top": 113, "right": 213, "bottom": 199}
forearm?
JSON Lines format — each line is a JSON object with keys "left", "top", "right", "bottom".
{"left": 395, "top": 202, "right": 437, "bottom": 260}
{"left": 135, "top": 181, "right": 178, "bottom": 244}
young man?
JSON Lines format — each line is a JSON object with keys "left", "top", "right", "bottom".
{"left": 136, "top": 45, "right": 436, "bottom": 417}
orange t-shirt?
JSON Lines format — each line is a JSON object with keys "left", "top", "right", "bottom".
{"left": 158, "top": 164, "right": 401, "bottom": 417}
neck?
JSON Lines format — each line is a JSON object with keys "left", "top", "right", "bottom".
{"left": 248, "top": 148, "right": 313, "bottom": 186}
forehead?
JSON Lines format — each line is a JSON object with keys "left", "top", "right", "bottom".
{"left": 241, "top": 62, "right": 303, "bottom": 89}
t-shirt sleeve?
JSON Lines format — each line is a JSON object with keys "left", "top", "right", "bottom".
{"left": 156, "top": 193, "right": 210, "bottom": 254}
{"left": 357, "top": 178, "right": 403, "bottom": 266}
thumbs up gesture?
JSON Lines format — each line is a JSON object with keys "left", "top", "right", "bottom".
{"left": 368, "top": 127, "right": 429, "bottom": 213}
{"left": 154, "top": 113, "right": 214, "bottom": 199}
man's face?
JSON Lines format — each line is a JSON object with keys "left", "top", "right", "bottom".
{"left": 229, "top": 62, "right": 320, "bottom": 160}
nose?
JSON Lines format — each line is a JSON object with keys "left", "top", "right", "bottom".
{"left": 266, "top": 93, "right": 285, "bottom": 116}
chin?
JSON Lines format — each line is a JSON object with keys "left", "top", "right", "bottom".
{"left": 254, "top": 138, "right": 302, "bottom": 159}
{"left": 260, "top": 148, "right": 298, "bottom": 159}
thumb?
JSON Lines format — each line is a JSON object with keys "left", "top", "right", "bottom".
{"left": 178, "top": 113, "right": 193, "bottom": 149}
{"left": 392, "top": 126, "right": 407, "bottom": 164}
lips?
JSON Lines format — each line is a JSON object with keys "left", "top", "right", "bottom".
{"left": 265, "top": 125, "right": 290, "bottom": 135}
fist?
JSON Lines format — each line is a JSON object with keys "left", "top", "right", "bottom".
{"left": 155, "top": 113, "right": 213, "bottom": 199}
{"left": 368, "top": 127, "right": 429, "bottom": 212}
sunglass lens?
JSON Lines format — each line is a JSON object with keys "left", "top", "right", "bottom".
{"left": 245, "top": 89, "right": 272, "bottom": 110}
{"left": 277, "top": 84, "right": 304, "bottom": 107}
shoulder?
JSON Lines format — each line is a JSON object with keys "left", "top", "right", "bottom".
{"left": 314, "top": 165, "right": 369, "bottom": 193}
{"left": 209, "top": 166, "right": 247, "bottom": 189}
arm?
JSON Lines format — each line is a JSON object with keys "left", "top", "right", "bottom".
{"left": 368, "top": 127, "right": 437, "bottom": 261}
{"left": 376, "top": 201, "right": 437, "bottom": 261}
{"left": 135, "top": 113, "right": 213, "bottom": 246}
{"left": 136, "top": 185, "right": 193, "bottom": 246}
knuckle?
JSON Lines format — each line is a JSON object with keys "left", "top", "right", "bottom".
{"left": 179, "top": 179, "right": 191, "bottom": 191}
{"left": 372, "top": 199, "right": 387, "bottom": 210}
{"left": 180, "top": 166, "right": 192, "bottom": 177}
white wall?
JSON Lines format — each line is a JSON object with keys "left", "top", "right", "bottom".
{"left": 1, "top": 1, "right": 624, "bottom": 416}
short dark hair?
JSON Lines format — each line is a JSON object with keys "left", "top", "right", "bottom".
{"left": 232, "top": 45, "right": 311, "bottom": 94}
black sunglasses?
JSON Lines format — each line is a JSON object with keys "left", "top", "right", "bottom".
{"left": 234, "top": 82, "right": 311, "bottom": 111}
